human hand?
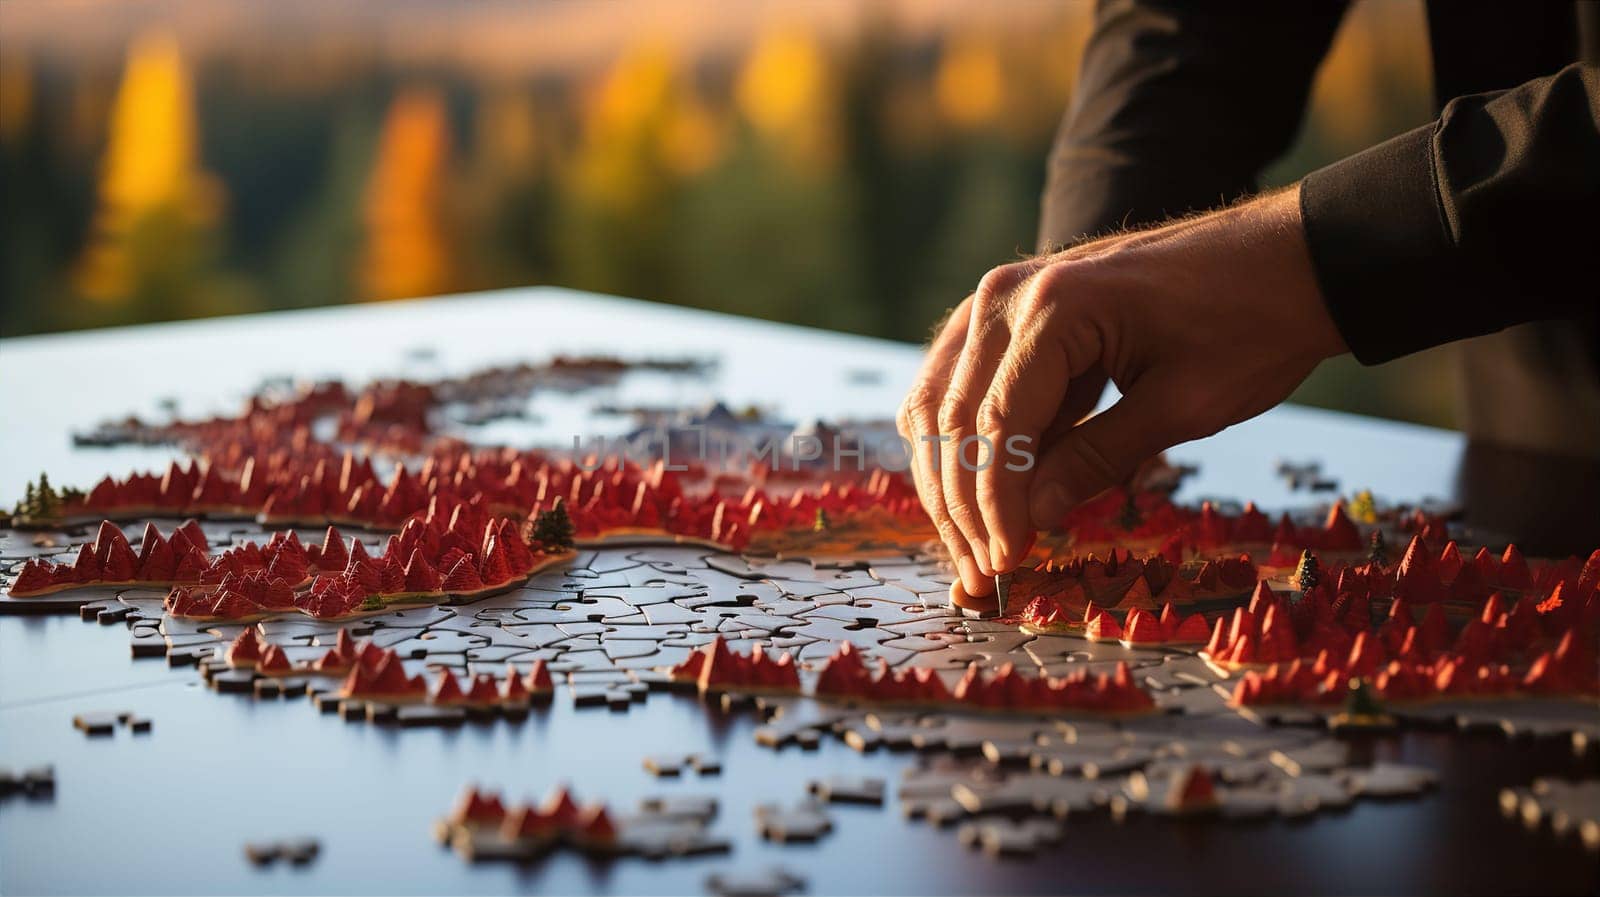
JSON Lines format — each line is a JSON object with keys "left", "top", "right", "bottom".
{"left": 895, "top": 185, "right": 1346, "bottom": 599}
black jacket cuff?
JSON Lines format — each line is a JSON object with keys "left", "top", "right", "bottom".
{"left": 1299, "top": 124, "right": 1462, "bottom": 365}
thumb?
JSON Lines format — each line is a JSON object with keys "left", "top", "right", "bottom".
{"left": 1027, "top": 384, "right": 1190, "bottom": 528}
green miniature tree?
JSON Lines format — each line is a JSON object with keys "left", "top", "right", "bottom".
{"left": 35, "top": 473, "right": 59, "bottom": 518}
{"left": 1368, "top": 529, "right": 1388, "bottom": 567}
{"left": 530, "top": 499, "right": 576, "bottom": 551}
{"left": 813, "top": 507, "right": 830, "bottom": 533}
{"left": 1118, "top": 491, "right": 1141, "bottom": 532}
{"left": 1343, "top": 677, "right": 1385, "bottom": 717}
{"left": 1294, "top": 549, "right": 1321, "bottom": 593}
{"left": 20, "top": 480, "right": 37, "bottom": 517}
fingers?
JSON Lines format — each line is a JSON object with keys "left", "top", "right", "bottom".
{"left": 1026, "top": 378, "right": 1195, "bottom": 529}
{"left": 937, "top": 289, "right": 1014, "bottom": 579}
{"left": 976, "top": 270, "right": 1107, "bottom": 573}
{"left": 929, "top": 263, "right": 1038, "bottom": 593}
{"left": 896, "top": 300, "right": 985, "bottom": 592}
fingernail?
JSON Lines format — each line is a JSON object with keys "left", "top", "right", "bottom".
{"left": 1030, "top": 483, "right": 1069, "bottom": 529}
{"left": 971, "top": 541, "right": 993, "bottom": 577}
{"left": 988, "top": 536, "right": 1011, "bottom": 573}
{"left": 955, "top": 555, "right": 992, "bottom": 595}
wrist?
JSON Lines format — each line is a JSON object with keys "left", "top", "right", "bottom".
{"left": 1244, "top": 185, "right": 1349, "bottom": 361}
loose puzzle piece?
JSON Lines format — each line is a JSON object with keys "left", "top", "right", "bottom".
{"left": 956, "top": 816, "right": 1063, "bottom": 856}
{"left": 1499, "top": 778, "right": 1600, "bottom": 851}
{"left": 753, "top": 801, "right": 833, "bottom": 843}
{"left": 807, "top": 775, "right": 885, "bottom": 805}
{"left": 244, "top": 838, "right": 321, "bottom": 867}
{"left": 72, "top": 710, "right": 151, "bottom": 737}
{"left": 955, "top": 771, "right": 1110, "bottom": 818}
{"left": 0, "top": 765, "right": 56, "bottom": 801}
{"left": 642, "top": 753, "right": 722, "bottom": 777}
{"left": 1344, "top": 762, "right": 1438, "bottom": 798}
{"left": 704, "top": 866, "right": 807, "bottom": 897}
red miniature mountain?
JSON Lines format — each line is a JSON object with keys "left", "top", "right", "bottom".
{"left": 441, "top": 557, "right": 485, "bottom": 594}
{"left": 226, "top": 627, "right": 264, "bottom": 667}
{"left": 524, "top": 659, "right": 554, "bottom": 695}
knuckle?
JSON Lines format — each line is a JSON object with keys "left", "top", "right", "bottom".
{"left": 936, "top": 395, "right": 971, "bottom": 435}
{"left": 975, "top": 264, "right": 1023, "bottom": 302}
{"left": 1018, "top": 264, "right": 1071, "bottom": 317}
{"left": 974, "top": 397, "right": 1008, "bottom": 438}
{"left": 931, "top": 513, "right": 966, "bottom": 550}
{"left": 903, "top": 380, "right": 940, "bottom": 410}
{"left": 942, "top": 493, "right": 980, "bottom": 531}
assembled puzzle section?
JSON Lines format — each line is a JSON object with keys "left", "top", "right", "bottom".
{"left": 4, "top": 353, "right": 1600, "bottom": 878}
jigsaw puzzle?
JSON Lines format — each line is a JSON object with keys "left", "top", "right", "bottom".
{"left": 3, "top": 353, "right": 1598, "bottom": 879}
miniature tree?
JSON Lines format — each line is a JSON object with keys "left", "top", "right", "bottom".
{"left": 1348, "top": 489, "right": 1378, "bottom": 524}
{"left": 34, "top": 473, "right": 59, "bottom": 519}
{"left": 813, "top": 507, "right": 830, "bottom": 533}
{"left": 19, "top": 480, "right": 37, "bottom": 518}
{"left": 530, "top": 499, "right": 576, "bottom": 551}
{"left": 1368, "top": 530, "right": 1388, "bottom": 567}
{"left": 1118, "top": 491, "right": 1141, "bottom": 532}
{"left": 1293, "top": 549, "right": 1321, "bottom": 593}
{"left": 1343, "top": 677, "right": 1385, "bottom": 717}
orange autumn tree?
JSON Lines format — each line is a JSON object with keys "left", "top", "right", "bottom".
{"left": 359, "top": 87, "right": 456, "bottom": 302}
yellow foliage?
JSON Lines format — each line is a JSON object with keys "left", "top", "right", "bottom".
{"left": 572, "top": 43, "right": 725, "bottom": 211}
{"left": 360, "top": 87, "right": 455, "bottom": 302}
{"left": 735, "top": 27, "right": 835, "bottom": 171}
{"left": 75, "top": 32, "right": 222, "bottom": 304}
{"left": 935, "top": 35, "right": 1005, "bottom": 129}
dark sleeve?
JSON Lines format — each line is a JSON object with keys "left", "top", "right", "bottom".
{"left": 1039, "top": 0, "right": 1347, "bottom": 250}
{"left": 1302, "top": 62, "right": 1600, "bottom": 364}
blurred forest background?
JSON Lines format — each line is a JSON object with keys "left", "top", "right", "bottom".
{"left": 1, "top": 0, "right": 1458, "bottom": 427}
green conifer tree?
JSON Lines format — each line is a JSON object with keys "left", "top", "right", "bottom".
{"left": 1368, "top": 530, "right": 1388, "bottom": 567}
{"left": 531, "top": 499, "right": 576, "bottom": 551}
{"left": 1118, "top": 492, "right": 1141, "bottom": 531}
{"left": 1294, "top": 549, "right": 1321, "bottom": 593}
{"left": 1343, "top": 677, "right": 1385, "bottom": 717}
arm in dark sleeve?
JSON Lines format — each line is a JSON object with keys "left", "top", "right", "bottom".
{"left": 1302, "top": 62, "right": 1600, "bottom": 364}
{"left": 1039, "top": 0, "right": 1348, "bottom": 250}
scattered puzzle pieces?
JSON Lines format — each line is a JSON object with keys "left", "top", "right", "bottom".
{"left": 1499, "top": 778, "right": 1600, "bottom": 850}
{"left": 244, "top": 838, "right": 321, "bottom": 867}
{"left": 957, "top": 816, "right": 1063, "bottom": 856}
{"left": 72, "top": 710, "right": 150, "bottom": 737}
{"left": 643, "top": 753, "right": 722, "bottom": 777}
